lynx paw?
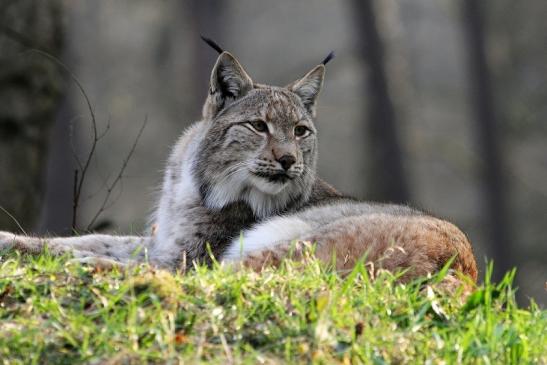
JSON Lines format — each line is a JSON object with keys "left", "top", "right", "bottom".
{"left": 0, "top": 231, "right": 18, "bottom": 251}
{"left": 67, "top": 256, "right": 128, "bottom": 270}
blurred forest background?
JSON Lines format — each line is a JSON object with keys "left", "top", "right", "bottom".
{"left": 0, "top": 0, "right": 545, "bottom": 305}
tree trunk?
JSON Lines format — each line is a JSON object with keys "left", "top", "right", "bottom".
{"left": 0, "top": 0, "right": 64, "bottom": 232}
{"left": 37, "top": 97, "right": 75, "bottom": 235}
{"left": 351, "top": 0, "right": 410, "bottom": 204}
{"left": 461, "top": 0, "right": 512, "bottom": 280}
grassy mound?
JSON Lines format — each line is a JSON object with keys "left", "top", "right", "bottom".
{"left": 0, "top": 250, "right": 545, "bottom": 364}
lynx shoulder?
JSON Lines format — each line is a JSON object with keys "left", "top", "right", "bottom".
{"left": 0, "top": 41, "right": 477, "bottom": 285}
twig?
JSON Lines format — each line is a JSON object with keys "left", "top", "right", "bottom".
{"left": 25, "top": 49, "right": 98, "bottom": 233}
{"left": 78, "top": 116, "right": 113, "bottom": 202}
{"left": 22, "top": 49, "right": 146, "bottom": 234}
{"left": 86, "top": 116, "right": 148, "bottom": 231}
{"left": 72, "top": 107, "right": 111, "bottom": 230}
{"left": 84, "top": 116, "right": 113, "bottom": 200}
{"left": 83, "top": 170, "right": 113, "bottom": 202}
{"left": 0, "top": 206, "right": 28, "bottom": 236}
{"left": 67, "top": 114, "right": 85, "bottom": 171}
{"left": 102, "top": 180, "right": 125, "bottom": 211}
{"left": 96, "top": 115, "right": 111, "bottom": 141}
{"left": 0, "top": 24, "right": 42, "bottom": 50}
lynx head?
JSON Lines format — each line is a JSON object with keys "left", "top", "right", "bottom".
{"left": 194, "top": 43, "right": 332, "bottom": 217}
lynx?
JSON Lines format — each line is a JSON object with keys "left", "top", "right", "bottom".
{"left": 0, "top": 39, "right": 477, "bottom": 285}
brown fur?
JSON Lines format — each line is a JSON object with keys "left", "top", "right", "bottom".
{"left": 0, "top": 49, "right": 478, "bottom": 293}
{"left": 240, "top": 214, "right": 477, "bottom": 284}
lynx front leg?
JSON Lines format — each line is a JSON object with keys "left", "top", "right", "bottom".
{"left": 0, "top": 231, "right": 152, "bottom": 265}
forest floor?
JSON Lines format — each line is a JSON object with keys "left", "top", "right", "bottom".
{"left": 0, "top": 250, "right": 545, "bottom": 364}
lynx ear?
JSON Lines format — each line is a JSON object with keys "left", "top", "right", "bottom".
{"left": 288, "top": 64, "right": 325, "bottom": 118}
{"left": 202, "top": 52, "right": 253, "bottom": 120}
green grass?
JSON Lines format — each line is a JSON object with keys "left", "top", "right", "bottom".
{"left": 0, "top": 250, "right": 545, "bottom": 364}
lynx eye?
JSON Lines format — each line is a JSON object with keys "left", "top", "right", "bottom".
{"left": 294, "top": 125, "right": 310, "bottom": 138}
{"left": 247, "top": 120, "right": 268, "bottom": 133}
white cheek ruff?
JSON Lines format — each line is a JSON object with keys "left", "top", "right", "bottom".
{"left": 203, "top": 168, "right": 297, "bottom": 218}
{"left": 222, "top": 217, "right": 312, "bottom": 261}
{"left": 203, "top": 169, "right": 249, "bottom": 210}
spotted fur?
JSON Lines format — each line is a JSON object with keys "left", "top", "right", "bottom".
{"left": 0, "top": 50, "right": 477, "bottom": 285}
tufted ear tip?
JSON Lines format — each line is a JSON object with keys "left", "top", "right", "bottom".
{"left": 202, "top": 50, "right": 253, "bottom": 120}
{"left": 200, "top": 35, "right": 224, "bottom": 54}
{"left": 321, "top": 51, "right": 335, "bottom": 66}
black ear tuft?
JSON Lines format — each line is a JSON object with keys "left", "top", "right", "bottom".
{"left": 321, "top": 51, "right": 335, "bottom": 66}
{"left": 201, "top": 35, "right": 224, "bottom": 54}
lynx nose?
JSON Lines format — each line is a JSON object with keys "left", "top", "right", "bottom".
{"left": 277, "top": 155, "right": 296, "bottom": 170}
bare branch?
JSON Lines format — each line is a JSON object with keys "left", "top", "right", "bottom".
{"left": 0, "top": 206, "right": 28, "bottom": 236}
{"left": 67, "top": 114, "right": 86, "bottom": 171}
{"left": 83, "top": 170, "right": 113, "bottom": 202}
{"left": 97, "top": 115, "right": 111, "bottom": 141}
{"left": 0, "top": 25, "right": 41, "bottom": 50}
{"left": 23, "top": 49, "right": 146, "bottom": 234}
{"left": 103, "top": 180, "right": 125, "bottom": 211}
{"left": 86, "top": 117, "right": 148, "bottom": 231}
{"left": 25, "top": 49, "right": 98, "bottom": 232}
{"left": 82, "top": 116, "right": 113, "bottom": 202}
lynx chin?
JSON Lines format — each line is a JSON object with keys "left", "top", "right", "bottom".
{"left": 0, "top": 40, "right": 477, "bottom": 286}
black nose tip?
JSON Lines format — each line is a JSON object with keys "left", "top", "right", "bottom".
{"left": 278, "top": 155, "right": 296, "bottom": 170}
